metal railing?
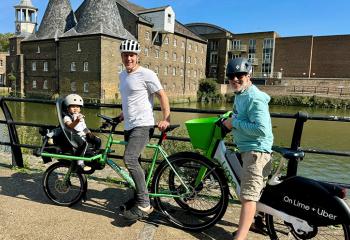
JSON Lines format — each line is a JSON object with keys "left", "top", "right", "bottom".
{"left": 1, "top": 96, "right": 350, "bottom": 189}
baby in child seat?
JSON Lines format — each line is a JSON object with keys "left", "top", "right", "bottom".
{"left": 63, "top": 94, "right": 101, "bottom": 171}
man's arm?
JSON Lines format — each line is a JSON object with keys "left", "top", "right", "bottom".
{"left": 155, "top": 89, "right": 170, "bottom": 131}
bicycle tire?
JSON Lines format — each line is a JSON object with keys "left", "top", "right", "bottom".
{"left": 167, "top": 152, "right": 224, "bottom": 216}
{"left": 43, "top": 161, "right": 87, "bottom": 206}
{"left": 151, "top": 151, "right": 229, "bottom": 231}
{"left": 265, "top": 214, "right": 350, "bottom": 240}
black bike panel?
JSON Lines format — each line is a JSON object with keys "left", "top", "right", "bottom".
{"left": 260, "top": 176, "right": 350, "bottom": 225}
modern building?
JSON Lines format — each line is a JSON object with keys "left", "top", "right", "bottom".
{"left": 7, "top": 0, "right": 207, "bottom": 102}
{"left": 186, "top": 23, "right": 279, "bottom": 83}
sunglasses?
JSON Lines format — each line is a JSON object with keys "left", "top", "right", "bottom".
{"left": 228, "top": 73, "right": 247, "bottom": 83}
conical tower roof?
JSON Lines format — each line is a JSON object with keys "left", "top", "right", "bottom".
{"left": 35, "top": 0, "right": 76, "bottom": 40}
{"left": 63, "top": 0, "right": 133, "bottom": 39}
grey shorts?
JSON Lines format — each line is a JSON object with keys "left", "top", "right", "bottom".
{"left": 240, "top": 151, "right": 272, "bottom": 202}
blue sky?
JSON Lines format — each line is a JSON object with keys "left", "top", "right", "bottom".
{"left": 1, "top": 0, "right": 349, "bottom": 37}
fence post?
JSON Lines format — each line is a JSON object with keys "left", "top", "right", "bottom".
{"left": 0, "top": 97, "right": 23, "bottom": 167}
{"left": 287, "top": 111, "right": 308, "bottom": 177}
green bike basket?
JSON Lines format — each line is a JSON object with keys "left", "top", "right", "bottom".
{"left": 185, "top": 117, "right": 218, "bottom": 150}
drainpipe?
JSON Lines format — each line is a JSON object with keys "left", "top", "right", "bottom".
{"left": 308, "top": 36, "right": 314, "bottom": 79}
{"left": 183, "top": 38, "right": 187, "bottom": 95}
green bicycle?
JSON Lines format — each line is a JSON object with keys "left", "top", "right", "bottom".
{"left": 37, "top": 98, "right": 229, "bottom": 231}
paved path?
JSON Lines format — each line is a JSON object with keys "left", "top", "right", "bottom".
{"left": 0, "top": 153, "right": 268, "bottom": 240}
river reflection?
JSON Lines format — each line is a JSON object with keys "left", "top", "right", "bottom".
{"left": 1, "top": 101, "right": 349, "bottom": 186}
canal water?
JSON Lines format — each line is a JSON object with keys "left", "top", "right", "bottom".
{"left": 0, "top": 101, "right": 349, "bottom": 187}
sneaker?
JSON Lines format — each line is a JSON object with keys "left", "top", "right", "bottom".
{"left": 122, "top": 205, "right": 153, "bottom": 221}
{"left": 77, "top": 160, "right": 92, "bottom": 172}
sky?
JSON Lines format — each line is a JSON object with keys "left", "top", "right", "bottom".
{"left": 1, "top": 0, "right": 350, "bottom": 37}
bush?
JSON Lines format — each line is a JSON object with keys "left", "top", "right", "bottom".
{"left": 197, "top": 78, "right": 223, "bottom": 102}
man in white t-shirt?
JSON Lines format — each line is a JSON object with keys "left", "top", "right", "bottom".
{"left": 117, "top": 39, "right": 170, "bottom": 221}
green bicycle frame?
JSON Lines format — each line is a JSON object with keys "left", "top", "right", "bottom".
{"left": 41, "top": 127, "right": 191, "bottom": 199}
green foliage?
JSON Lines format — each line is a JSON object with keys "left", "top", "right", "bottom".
{"left": 0, "top": 33, "right": 14, "bottom": 52}
{"left": 7, "top": 73, "right": 16, "bottom": 82}
{"left": 197, "top": 78, "right": 223, "bottom": 102}
{"left": 270, "top": 95, "right": 350, "bottom": 109}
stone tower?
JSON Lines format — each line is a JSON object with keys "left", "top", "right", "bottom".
{"left": 14, "top": 0, "right": 38, "bottom": 36}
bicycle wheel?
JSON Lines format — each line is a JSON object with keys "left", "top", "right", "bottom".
{"left": 151, "top": 152, "right": 229, "bottom": 231}
{"left": 265, "top": 214, "right": 350, "bottom": 240}
{"left": 43, "top": 161, "right": 87, "bottom": 206}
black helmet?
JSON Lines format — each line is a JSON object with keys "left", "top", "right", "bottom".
{"left": 226, "top": 57, "right": 252, "bottom": 77}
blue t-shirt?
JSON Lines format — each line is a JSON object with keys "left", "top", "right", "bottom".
{"left": 232, "top": 85, "right": 274, "bottom": 153}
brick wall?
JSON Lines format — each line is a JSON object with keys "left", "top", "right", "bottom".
{"left": 274, "top": 36, "right": 313, "bottom": 78}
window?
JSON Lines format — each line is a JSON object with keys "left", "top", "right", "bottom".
{"left": 71, "top": 81, "right": 77, "bottom": 92}
{"left": 164, "top": 67, "right": 168, "bottom": 76}
{"left": 172, "top": 67, "right": 176, "bottom": 76}
{"left": 164, "top": 51, "right": 168, "bottom": 60}
{"left": 210, "top": 41, "right": 218, "bottom": 50}
{"left": 210, "top": 53, "right": 218, "bottom": 64}
{"left": 83, "top": 82, "right": 89, "bottom": 93}
{"left": 77, "top": 42, "right": 81, "bottom": 52}
{"left": 173, "top": 52, "right": 177, "bottom": 61}
{"left": 144, "top": 64, "right": 149, "bottom": 69}
{"left": 43, "top": 80, "right": 48, "bottom": 89}
{"left": 181, "top": 55, "right": 184, "bottom": 62}
{"left": 32, "top": 80, "right": 37, "bottom": 89}
{"left": 32, "top": 62, "right": 36, "bottom": 71}
{"left": 173, "top": 39, "right": 177, "bottom": 47}
{"left": 180, "top": 68, "right": 184, "bottom": 76}
{"left": 167, "top": 14, "right": 172, "bottom": 24}
{"left": 153, "top": 32, "right": 162, "bottom": 44}
{"left": 70, "top": 62, "right": 76, "bottom": 72}
{"left": 188, "top": 43, "right": 192, "bottom": 50}
{"left": 0, "top": 60, "right": 3, "bottom": 66}
{"left": 194, "top": 70, "right": 197, "bottom": 78}
{"left": 187, "top": 56, "right": 191, "bottom": 63}
{"left": 83, "top": 62, "right": 89, "bottom": 71}
{"left": 37, "top": 45, "right": 40, "bottom": 53}
{"left": 144, "top": 48, "right": 149, "bottom": 56}
{"left": 187, "top": 70, "right": 191, "bottom": 77}
{"left": 155, "top": 66, "right": 159, "bottom": 75}
{"left": 43, "top": 61, "right": 48, "bottom": 72}
{"left": 195, "top": 45, "right": 198, "bottom": 52}
{"left": 145, "top": 31, "right": 150, "bottom": 40}
{"left": 164, "top": 37, "right": 169, "bottom": 44}
{"left": 181, "top": 41, "right": 185, "bottom": 48}
{"left": 194, "top": 57, "right": 197, "bottom": 65}
{"left": 232, "top": 40, "right": 241, "bottom": 50}
{"left": 263, "top": 38, "right": 274, "bottom": 49}
{"left": 155, "top": 49, "right": 159, "bottom": 58}
{"left": 249, "top": 39, "right": 256, "bottom": 50}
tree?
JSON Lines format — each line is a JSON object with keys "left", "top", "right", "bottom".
{"left": 0, "top": 33, "right": 15, "bottom": 52}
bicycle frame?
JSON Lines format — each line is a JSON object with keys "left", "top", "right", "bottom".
{"left": 40, "top": 120, "right": 191, "bottom": 199}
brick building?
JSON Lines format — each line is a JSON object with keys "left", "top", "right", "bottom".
{"left": 186, "top": 23, "right": 278, "bottom": 83}
{"left": 275, "top": 35, "right": 350, "bottom": 79}
{"left": 7, "top": 0, "right": 207, "bottom": 102}
{"left": 0, "top": 52, "right": 9, "bottom": 86}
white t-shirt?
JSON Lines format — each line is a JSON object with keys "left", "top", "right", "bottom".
{"left": 63, "top": 114, "right": 87, "bottom": 137}
{"left": 119, "top": 66, "right": 163, "bottom": 130}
